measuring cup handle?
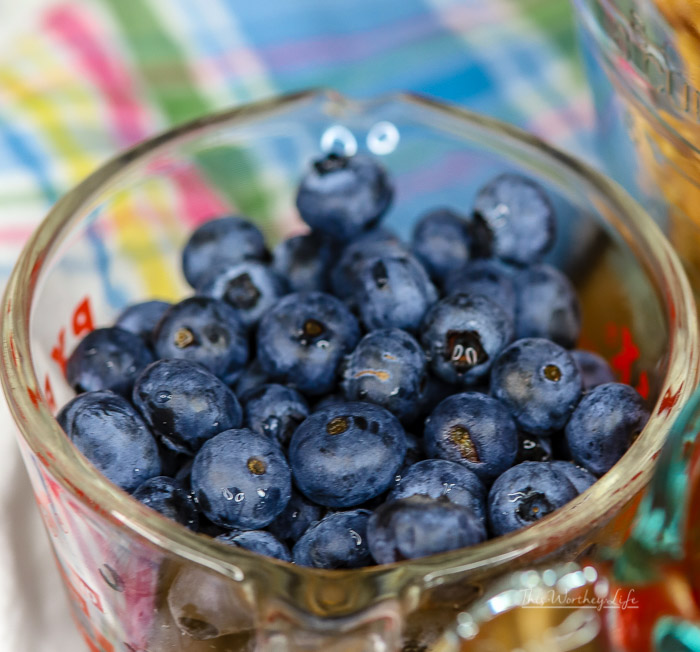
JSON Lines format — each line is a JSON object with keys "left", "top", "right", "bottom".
{"left": 257, "top": 597, "right": 405, "bottom": 652}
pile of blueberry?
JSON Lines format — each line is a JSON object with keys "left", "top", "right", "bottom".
{"left": 57, "top": 153, "right": 650, "bottom": 568}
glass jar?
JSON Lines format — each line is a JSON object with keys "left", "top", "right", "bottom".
{"left": 0, "top": 90, "right": 696, "bottom": 652}
{"left": 573, "top": 0, "right": 700, "bottom": 296}
{"left": 445, "top": 378, "right": 700, "bottom": 652}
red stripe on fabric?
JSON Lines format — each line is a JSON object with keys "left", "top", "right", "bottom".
{"left": 44, "top": 4, "right": 151, "bottom": 146}
{"left": 0, "top": 224, "right": 37, "bottom": 243}
{"left": 44, "top": 4, "right": 228, "bottom": 225}
{"left": 168, "top": 166, "right": 229, "bottom": 227}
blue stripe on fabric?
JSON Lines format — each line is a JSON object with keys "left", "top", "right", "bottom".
{"left": 219, "top": 0, "right": 430, "bottom": 46}
{"left": 171, "top": 0, "right": 258, "bottom": 103}
{"left": 0, "top": 119, "right": 59, "bottom": 205}
{"left": 0, "top": 115, "right": 127, "bottom": 307}
{"left": 86, "top": 222, "right": 128, "bottom": 309}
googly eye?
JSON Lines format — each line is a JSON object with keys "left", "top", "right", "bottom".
{"left": 367, "top": 121, "right": 399, "bottom": 155}
{"left": 320, "top": 125, "right": 358, "bottom": 156}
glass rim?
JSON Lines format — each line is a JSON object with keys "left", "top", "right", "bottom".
{"left": 1, "top": 88, "right": 697, "bottom": 588}
{"left": 572, "top": 0, "right": 700, "bottom": 161}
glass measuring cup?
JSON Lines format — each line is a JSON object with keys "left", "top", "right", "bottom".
{"left": 0, "top": 90, "right": 696, "bottom": 651}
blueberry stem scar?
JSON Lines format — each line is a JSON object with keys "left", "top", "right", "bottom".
{"left": 448, "top": 425, "right": 480, "bottom": 463}
{"left": 247, "top": 457, "right": 267, "bottom": 475}
{"left": 174, "top": 327, "right": 195, "bottom": 349}
{"left": 326, "top": 417, "right": 349, "bottom": 435}
{"left": 543, "top": 364, "right": 562, "bottom": 382}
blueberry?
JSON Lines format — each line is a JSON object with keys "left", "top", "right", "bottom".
{"left": 197, "top": 261, "right": 288, "bottom": 329}
{"left": 515, "top": 264, "right": 581, "bottom": 348}
{"left": 232, "top": 360, "right": 269, "bottom": 399}
{"left": 367, "top": 496, "right": 486, "bottom": 564}
{"left": 242, "top": 383, "right": 309, "bottom": 446}
{"left": 564, "top": 383, "right": 649, "bottom": 476}
{"left": 256, "top": 292, "right": 360, "bottom": 396}
{"left": 472, "top": 173, "right": 555, "bottom": 265}
{"left": 173, "top": 455, "right": 194, "bottom": 484}
{"left": 292, "top": 509, "right": 372, "bottom": 569}
{"left": 331, "top": 230, "right": 407, "bottom": 300}
{"left": 411, "top": 208, "right": 472, "bottom": 284}
{"left": 423, "top": 392, "right": 518, "bottom": 482}
{"left": 115, "top": 300, "right": 171, "bottom": 342}
{"left": 132, "top": 476, "right": 199, "bottom": 530}
{"left": 66, "top": 327, "right": 154, "bottom": 396}
{"left": 267, "top": 490, "right": 324, "bottom": 546}
{"left": 153, "top": 297, "right": 248, "bottom": 384}
{"left": 289, "top": 402, "right": 407, "bottom": 508}
{"left": 190, "top": 428, "right": 291, "bottom": 529}
{"left": 159, "top": 444, "right": 192, "bottom": 479}
{"left": 549, "top": 461, "right": 597, "bottom": 493}
{"left": 389, "top": 459, "right": 486, "bottom": 522}
{"left": 444, "top": 259, "right": 517, "bottom": 319}
{"left": 487, "top": 461, "right": 578, "bottom": 536}
{"left": 389, "top": 431, "right": 426, "bottom": 494}
{"left": 182, "top": 216, "right": 269, "bottom": 288}
{"left": 491, "top": 338, "right": 582, "bottom": 435}
{"left": 58, "top": 391, "right": 161, "bottom": 492}
{"left": 351, "top": 253, "right": 438, "bottom": 333}
{"left": 272, "top": 232, "right": 340, "bottom": 293}
{"left": 420, "top": 293, "right": 514, "bottom": 386}
{"left": 571, "top": 349, "right": 615, "bottom": 391}
{"left": 515, "top": 432, "right": 553, "bottom": 463}
{"left": 342, "top": 328, "right": 427, "bottom": 421}
{"left": 313, "top": 392, "right": 347, "bottom": 411}
{"left": 133, "top": 359, "right": 242, "bottom": 455}
{"left": 215, "top": 530, "right": 291, "bottom": 562}
{"left": 402, "top": 432, "right": 425, "bottom": 468}
{"left": 296, "top": 153, "right": 393, "bottom": 242}
{"left": 415, "top": 373, "right": 455, "bottom": 418}
{"left": 347, "top": 227, "right": 400, "bottom": 247}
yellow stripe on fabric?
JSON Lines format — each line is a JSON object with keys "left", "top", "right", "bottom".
{"left": 99, "top": 182, "right": 180, "bottom": 301}
{"left": 0, "top": 36, "right": 182, "bottom": 301}
{"left": 0, "top": 67, "right": 98, "bottom": 183}
{"left": 136, "top": 179, "right": 185, "bottom": 300}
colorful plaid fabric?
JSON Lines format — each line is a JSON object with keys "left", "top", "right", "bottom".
{"left": 0, "top": 3, "right": 594, "bottom": 651}
{"left": 0, "top": 0, "right": 593, "bottom": 281}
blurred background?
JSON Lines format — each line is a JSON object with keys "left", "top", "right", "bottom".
{"left": 0, "top": 0, "right": 594, "bottom": 650}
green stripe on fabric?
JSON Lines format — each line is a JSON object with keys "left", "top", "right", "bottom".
{"left": 509, "top": 0, "right": 582, "bottom": 73}
{"left": 100, "top": 0, "right": 273, "bottom": 217}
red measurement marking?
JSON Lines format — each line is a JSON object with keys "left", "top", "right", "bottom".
{"left": 8, "top": 334, "right": 17, "bottom": 366}
{"left": 606, "top": 322, "right": 618, "bottom": 346}
{"left": 62, "top": 475, "right": 109, "bottom": 518}
{"left": 50, "top": 328, "right": 68, "bottom": 375}
{"left": 58, "top": 562, "right": 89, "bottom": 620}
{"left": 658, "top": 383, "right": 684, "bottom": 416}
{"left": 72, "top": 296, "right": 94, "bottom": 337}
{"left": 29, "top": 254, "right": 44, "bottom": 286}
{"left": 668, "top": 295, "right": 676, "bottom": 323}
{"left": 635, "top": 370, "right": 650, "bottom": 400}
{"left": 95, "top": 633, "right": 115, "bottom": 652}
{"left": 610, "top": 326, "right": 639, "bottom": 385}
{"left": 683, "top": 439, "right": 695, "bottom": 460}
{"left": 76, "top": 573, "right": 104, "bottom": 613}
{"left": 81, "top": 632, "right": 101, "bottom": 652}
{"left": 27, "top": 386, "right": 39, "bottom": 409}
{"left": 50, "top": 296, "right": 95, "bottom": 376}
{"left": 44, "top": 375, "right": 56, "bottom": 412}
